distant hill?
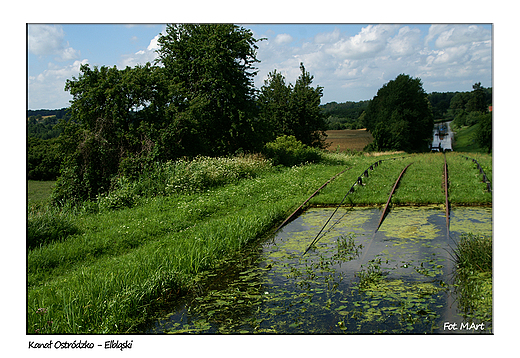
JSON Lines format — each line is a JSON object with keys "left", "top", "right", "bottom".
{"left": 27, "top": 108, "right": 69, "bottom": 120}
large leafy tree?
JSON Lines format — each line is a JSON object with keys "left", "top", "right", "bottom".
{"left": 55, "top": 63, "right": 158, "bottom": 202}
{"left": 256, "top": 69, "right": 293, "bottom": 142}
{"left": 291, "top": 63, "right": 327, "bottom": 148}
{"left": 364, "top": 74, "right": 433, "bottom": 152}
{"left": 257, "top": 63, "right": 327, "bottom": 148}
{"left": 155, "top": 24, "right": 261, "bottom": 155}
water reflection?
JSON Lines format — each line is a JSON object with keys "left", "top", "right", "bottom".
{"left": 148, "top": 206, "right": 492, "bottom": 334}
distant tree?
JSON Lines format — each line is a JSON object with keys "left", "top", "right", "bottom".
{"left": 475, "top": 112, "right": 492, "bottom": 153}
{"left": 466, "top": 82, "right": 487, "bottom": 113}
{"left": 27, "top": 137, "right": 61, "bottom": 180}
{"left": 363, "top": 74, "right": 433, "bottom": 152}
{"left": 450, "top": 92, "right": 471, "bottom": 111}
{"left": 428, "top": 92, "right": 457, "bottom": 119}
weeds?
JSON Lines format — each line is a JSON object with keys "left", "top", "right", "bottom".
{"left": 27, "top": 205, "right": 81, "bottom": 249}
{"left": 453, "top": 233, "right": 492, "bottom": 327}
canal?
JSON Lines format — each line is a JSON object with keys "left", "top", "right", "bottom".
{"left": 147, "top": 205, "right": 492, "bottom": 334}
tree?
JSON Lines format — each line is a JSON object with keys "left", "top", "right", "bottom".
{"left": 155, "top": 24, "right": 262, "bottom": 155}
{"left": 466, "top": 82, "right": 487, "bottom": 113}
{"left": 290, "top": 63, "right": 327, "bottom": 148}
{"left": 475, "top": 112, "right": 492, "bottom": 153}
{"left": 257, "top": 63, "right": 327, "bottom": 148}
{"left": 55, "top": 63, "right": 157, "bottom": 202}
{"left": 363, "top": 74, "right": 433, "bottom": 152}
{"left": 256, "top": 70, "right": 292, "bottom": 142}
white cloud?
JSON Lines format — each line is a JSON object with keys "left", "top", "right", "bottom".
{"left": 28, "top": 59, "right": 88, "bottom": 109}
{"left": 119, "top": 34, "right": 160, "bottom": 68}
{"left": 274, "top": 33, "right": 293, "bottom": 45}
{"left": 387, "top": 26, "right": 422, "bottom": 57}
{"left": 253, "top": 24, "right": 491, "bottom": 103}
{"left": 28, "top": 24, "right": 79, "bottom": 62}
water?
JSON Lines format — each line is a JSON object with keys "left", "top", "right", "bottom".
{"left": 147, "top": 206, "right": 492, "bottom": 334}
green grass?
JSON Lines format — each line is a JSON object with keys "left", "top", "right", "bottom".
{"left": 453, "top": 125, "right": 487, "bottom": 153}
{"left": 28, "top": 180, "right": 56, "bottom": 204}
{"left": 453, "top": 233, "right": 492, "bottom": 327}
{"left": 27, "top": 151, "right": 492, "bottom": 334}
{"left": 27, "top": 161, "right": 347, "bottom": 333}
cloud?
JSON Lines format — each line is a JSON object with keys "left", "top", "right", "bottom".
{"left": 253, "top": 24, "right": 491, "bottom": 103}
{"left": 119, "top": 34, "right": 160, "bottom": 68}
{"left": 387, "top": 26, "right": 422, "bottom": 57}
{"left": 274, "top": 33, "right": 294, "bottom": 45}
{"left": 28, "top": 59, "right": 88, "bottom": 109}
{"left": 28, "top": 24, "right": 79, "bottom": 62}
{"left": 324, "top": 25, "right": 399, "bottom": 60}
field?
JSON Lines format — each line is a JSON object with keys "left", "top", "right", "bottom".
{"left": 28, "top": 180, "right": 55, "bottom": 204}
{"left": 452, "top": 125, "right": 486, "bottom": 152}
{"left": 324, "top": 129, "right": 374, "bottom": 152}
{"left": 27, "top": 151, "right": 492, "bottom": 334}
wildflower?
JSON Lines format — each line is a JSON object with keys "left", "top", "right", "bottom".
{"left": 36, "top": 307, "right": 47, "bottom": 315}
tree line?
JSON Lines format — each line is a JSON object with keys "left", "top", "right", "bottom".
{"left": 27, "top": 24, "right": 492, "bottom": 197}
{"left": 31, "top": 24, "right": 327, "bottom": 203}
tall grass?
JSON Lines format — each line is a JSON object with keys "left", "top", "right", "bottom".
{"left": 453, "top": 233, "right": 492, "bottom": 325}
{"left": 27, "top": 158, "right": 349, "bottom": 333}
{"left": 27, "top": 205, "right": 81, "bottom": 249}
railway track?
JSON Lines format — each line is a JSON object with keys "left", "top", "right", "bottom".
{"left": 304, "top": 154, "right": 457, "bottom": 255}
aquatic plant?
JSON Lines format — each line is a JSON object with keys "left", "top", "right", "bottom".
{"left": 453, "top": 233, "right": 492, "bottom": 328}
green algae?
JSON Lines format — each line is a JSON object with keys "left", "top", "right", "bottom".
{"left": 151, "top": 206, "right": 491, "bottom": 334}
{"left": 378, "top": 206, "right": 442, "bottom": 241}
{"left": 450, "top": 207, "right": 492, "bottom": 236}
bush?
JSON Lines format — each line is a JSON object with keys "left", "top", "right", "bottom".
{"left": 27, "top": 207, "right": 81, "bottom": 249}
{"left": 263, "top": 135, "right": 322, "bottom": 166}
{"left": 474, "top": 112, "right": 492, "bottom": 153}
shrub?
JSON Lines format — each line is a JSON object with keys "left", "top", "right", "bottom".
{"left": 263, "top": 135, "right": 322, "bottom": 166}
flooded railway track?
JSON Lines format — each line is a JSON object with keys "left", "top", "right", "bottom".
{"left": 147, "top": 154, "right": 492, "bottom": 334}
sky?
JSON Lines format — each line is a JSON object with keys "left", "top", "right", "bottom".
{"left": 27, "top": 23, "right": 492, "bottom": 110}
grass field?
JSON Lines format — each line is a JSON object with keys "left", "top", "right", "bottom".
{"left": 27, "top": 150, "right": 492, "bottom": 334}
{"left": 452, "top": 125, "right": 487, "bottom": 153}
{"left": 324, "top": 129, "right": 374, "bottom": 152}
{"left": 28, "top": 180, "right": 55, "bottom": 204}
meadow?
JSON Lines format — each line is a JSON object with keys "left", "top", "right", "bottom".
{"left": 27, "top": 150, "right": 492, "bottom": 334}
{"left": 324, "top": 129, "right": 374, "bottom": 152}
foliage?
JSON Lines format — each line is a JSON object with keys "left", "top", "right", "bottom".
{"left": 27, "top": 137, "right": 62, "bottom": 180}
{"left": 465, "top": 82, "right": 487, "bottom": 113}
{"left": 28, "top": 108, "right": 69, "bottom": 119}
{"left": 427, "top": 92, "right": 457, "bottom": 119}
{"left": 474, "top": 112, "right": 492, "bottom": 153}
{"left": 363, "top": 74, "right": 433, "bottom": 152}
{"left": 28, "top": 115, "right": 63, "bottom": 139}
{"left": 55, "top": 24, "right": 269, "bottom": 204}
{"left": 453, "top": 233, "right": 492, "bottom": 325}
{"left": 257, "top": 64, "right": 327, "bottom": 148}
{"left": 263, "top": 135, "right": 322, "bottom": 167}
{"left": 155, "top": 24, "right": 262, "bottom": 156}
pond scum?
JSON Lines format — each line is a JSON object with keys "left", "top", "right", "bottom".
{"left": 149, "top": 206, "right": 492, "bottom": 334}
{"left": 28, "top": 152, "right": 492, "bottom": 334}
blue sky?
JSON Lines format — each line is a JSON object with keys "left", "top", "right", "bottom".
{"left": 28, "top": 23, "right": 492, "bottom": 110}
